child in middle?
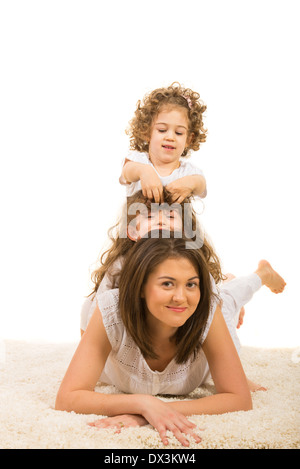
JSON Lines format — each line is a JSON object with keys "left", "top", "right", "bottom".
{"left": 120, "top": 82, "right": 207, "bottom": 204}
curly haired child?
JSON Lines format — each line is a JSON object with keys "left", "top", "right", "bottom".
{"left": 120, "top": 82, "right": 208, "bottom": 203}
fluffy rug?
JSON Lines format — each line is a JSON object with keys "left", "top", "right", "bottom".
{"left": 0, "top": 340, "right": 299, "bottom": 449}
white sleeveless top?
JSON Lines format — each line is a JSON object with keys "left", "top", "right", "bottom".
{"left": 97, "top": 287, "right": 218, "bottom": 396}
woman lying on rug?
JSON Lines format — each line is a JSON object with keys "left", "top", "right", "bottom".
{"left": 55, "top": 232, "right": 286, "bottom": 447}
{"left": 79, "top": 190, "right": 282, "bottom": 392}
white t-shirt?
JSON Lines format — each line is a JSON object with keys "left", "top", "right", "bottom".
{"left": 121, "top": 151, "right": 207, "bottom": 198}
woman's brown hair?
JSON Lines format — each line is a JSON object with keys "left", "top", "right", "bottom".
{"left": 126, "top": 82, "right": 207, "bottom": 157}
{"left": 118, "top": 232, "right": 217, "bottom": 364}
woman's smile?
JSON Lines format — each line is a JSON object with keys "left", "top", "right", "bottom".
{"left": 165, "top": 305, "right": 187, "bottom": 313}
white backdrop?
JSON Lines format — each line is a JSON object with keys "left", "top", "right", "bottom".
{"left": 1, "top": 0, "right": 299, "bottom": 348}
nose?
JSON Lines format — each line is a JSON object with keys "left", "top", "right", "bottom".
{"left": 158, "top": 212, "right": 167, "bottom": 226}
{"left": 172, "top": 286, "right": 186, "bottom": 303}
{"left": 165, "top": 129, "right": 175, "bottom": 141}
{"left": 152, "top": 211, "right": 167, "bottom": 227}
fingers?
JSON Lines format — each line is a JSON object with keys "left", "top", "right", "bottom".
{"left": 152, "top": 187, "right": 163, "bottom": 203}
{"left": 157, "top": 419, "right": 202, "bottom": 447}
{"left": 142, "top": 187, "right": 164, "bottom": 203}
{"left": 88, "top": 414, "right": 148, "bottom": 432}
{"left": 170, "top": 194, "right": 185, "bottom": 204}
{"left": 89, "top": 416, "right": 202, "bottom": 447}
{"left": 88, "top": 417, "right": 124, "bottom": 432}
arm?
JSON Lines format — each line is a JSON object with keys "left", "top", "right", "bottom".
{"left": 167, "top": 305, "right": 252, "bottom": 415}
{"left": 166, "top": 174, "right": 206, "bottom": 203}
{"left": 120, "top": 159, "right": 163, "bottom": 202}
{"left": 56, "top": 303, "right": 200, "bottom": 446}
{"left": 56, "top": 304, "right": 183, "bottom": 418}
{"left": 56, "top": 304, "right": 147, "bottom": 415}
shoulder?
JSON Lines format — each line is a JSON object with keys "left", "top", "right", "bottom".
{"left": 178, "top": 159, "right": 205, "bottom": 177}
{"left": 96, "top": 288, "right": 120, "bottom": 323}
{"left": 126, "top": 151, "right": 150, "bottom": 165}
{"left": 96, "top": 288, "right": 124, "bottom": 348}
{"left": 200, "top": 275, "right": 221, "bottom": 343}
{"left": 97, "top": 257, "right": 124, "bottom": 294}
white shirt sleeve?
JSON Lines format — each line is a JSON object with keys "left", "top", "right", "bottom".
{"left": 125, "top": 151, "right": 150, "bottom": 164}
{"left": 96, "top": 289, "right": 124, "bottom": 349}
{"left": 177, "top": 161, "right": 207, "bottom": 198}
{"left": 119, "top": 152, "right": 150, "bottom": 187}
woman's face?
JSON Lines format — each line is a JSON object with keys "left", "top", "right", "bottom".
{"left": 142, "top": 256, "right": 201, "bottom": 332}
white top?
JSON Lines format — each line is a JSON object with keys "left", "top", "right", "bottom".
{"left": 96, "top": 283, "right": 218, "bottom": 396}
{"left": 121, "top": 151, "right": 207, "bottom": 198}
{"left": 79, "top": 258, "right": 124, "bottom": 332}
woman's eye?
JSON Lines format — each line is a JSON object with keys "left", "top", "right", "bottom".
{"left": 162, "top": 281, "right": 173, "bottom": 287}
{"left": 187, "top": 282, "right": 198, "bottom": 288}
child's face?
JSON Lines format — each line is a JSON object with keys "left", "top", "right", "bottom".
{"left": 134, "top": 206, "right": 183, "bottom": 239}
{"left": 142, "top": 256, "right": 200, "bottom": 331}
{"left": 149, "top": 107, "right": 190, "bottom": 165}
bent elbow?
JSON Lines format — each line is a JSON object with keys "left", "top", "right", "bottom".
{"left": 55, "top": 390, "right": 72, "bottom": 412}
{"left": 240, "top": 392, "right": 253, "bottom": 412}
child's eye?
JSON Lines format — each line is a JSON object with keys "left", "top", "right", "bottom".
{"left": 176, "top": 132, "right": 183, "bottom": 135}
{"left": 158, "top": 129, "right": 166, "bottom": 133}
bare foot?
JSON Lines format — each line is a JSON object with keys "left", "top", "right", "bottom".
{"left": 247, "top": 378, "right": 267, "bottom": 392}
{"left": 255, "top": 260, "right": 286, "bottom": 294}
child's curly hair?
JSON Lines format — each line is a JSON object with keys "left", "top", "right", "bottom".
{"left": 126, "top": 82, "right": 207, "bottom": 158}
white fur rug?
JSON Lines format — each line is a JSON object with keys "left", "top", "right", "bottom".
{"left": 0, "top": 340, "right": 299, "bottom": 449}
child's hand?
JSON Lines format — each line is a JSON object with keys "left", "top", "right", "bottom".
{"left": 166, "top": 177, "right": 194, "bottom": 203}
{"left": 166, "top": 175, "right": 206, "bottom": 203}
{"left": 140, "top": 166, "right": 164, "bottom": 203}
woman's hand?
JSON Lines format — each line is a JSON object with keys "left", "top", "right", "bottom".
{"left": 140, "top": 395, "right": 201, "bottom": 447}
{"left": 88, "top": 396, "right": 202, "bottom": 447}
{"left": 88, "top": 414, "right": 148, "bottom": 433}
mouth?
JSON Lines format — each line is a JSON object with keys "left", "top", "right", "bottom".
{"left": 166, "top": 306, "right": 187, "bottom": 313}
{"left": 162, "top": 145, "right": 175, "bottom": 150}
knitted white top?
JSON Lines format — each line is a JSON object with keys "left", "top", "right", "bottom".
{"left": 97, "top": 286, "right": 218, "bottom": 396}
